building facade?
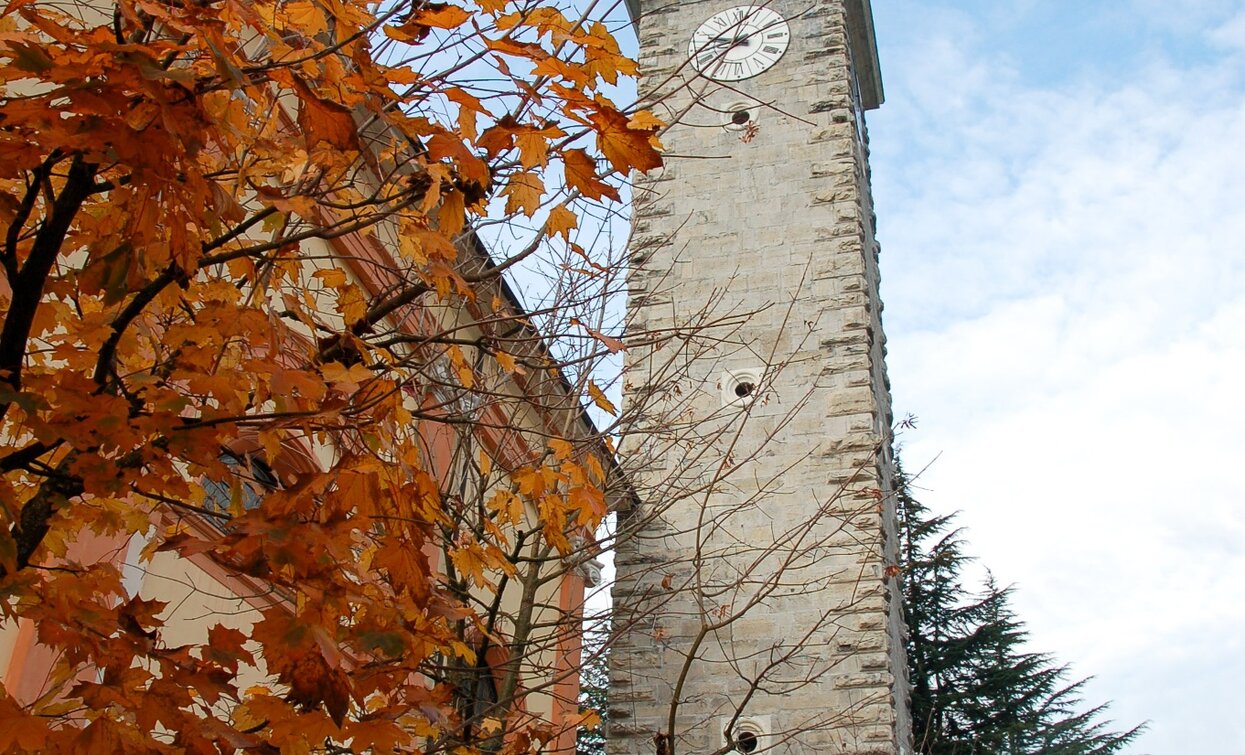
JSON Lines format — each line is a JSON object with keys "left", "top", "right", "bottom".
{"left": 612, "top": 2, "right": 911, "bottom": 753}
{"left": 0, "top": 221, "right": 602, "bottom": 752}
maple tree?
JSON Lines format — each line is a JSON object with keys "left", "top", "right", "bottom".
{"left": 0, "top": 0, "right": 662, "bottom": 750}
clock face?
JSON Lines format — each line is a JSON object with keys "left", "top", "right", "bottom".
{"left": 688, "top": 6, "right": 791, "bottom": 82}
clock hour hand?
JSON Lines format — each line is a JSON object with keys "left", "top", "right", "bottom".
{"left": 705, "top": 31, "right": 751, "bottom": 49}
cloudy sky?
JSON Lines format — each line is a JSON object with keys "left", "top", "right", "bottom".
{"left": 867, "top": 1, "right": 1245, "bottom": 752}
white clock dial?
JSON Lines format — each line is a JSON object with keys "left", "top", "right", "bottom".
{"left": 688, "top": 6, "right": 791, "bottom": 82}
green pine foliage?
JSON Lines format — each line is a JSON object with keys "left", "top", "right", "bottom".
{"left": 896, "top": 464, "right": 1145, "bottom": 754}
{"left": 577, "top": 622, "right": 609, "bottom": 755}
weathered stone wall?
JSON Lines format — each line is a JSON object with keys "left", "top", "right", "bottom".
{"left": 611, "top": 1, "right": 911, "bottom": 753}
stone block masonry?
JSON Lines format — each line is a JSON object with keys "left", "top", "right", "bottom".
{"left": 611, "top": 1, "right": 912, "bottom": 753}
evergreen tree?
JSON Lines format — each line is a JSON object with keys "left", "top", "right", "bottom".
{"left": 897, "top": 464, "right": 1145, "bottom": 754}
{"left": 577, "top": 622, "right": 610, "bottom": 755}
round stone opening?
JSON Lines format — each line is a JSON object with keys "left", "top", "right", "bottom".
{"left": 734, "top": 381, "right": 755, "bottom": 398}
{"left": 731, "top": 109, "right": 752, "bottom": 125}
{"left": 736, "top": 730, "right": 759, "bottom": 753}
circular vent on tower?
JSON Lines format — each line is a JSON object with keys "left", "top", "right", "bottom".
{"left": 735, "top": 728, "right": 759, "bottom": 753}
{"left": 722, "top": 368, "right": 763, "bottom": 407}
{"left": 723, "top": 99, "right": 760, "bottom": 133}
{"left": 719, "top": 715, "right": 771, "bottom": 752}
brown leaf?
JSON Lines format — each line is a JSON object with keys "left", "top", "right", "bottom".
{"left": 571, "top": 318, "right": 624, "bottom": 353}
{"left": 589, "top": 103, "right": 663, "bottom": 174}
{"left": 281, "top": 72, "right": 361, "bottom": 152}
{"left": 562, "top": 148, "right": 619, "bottom": 201}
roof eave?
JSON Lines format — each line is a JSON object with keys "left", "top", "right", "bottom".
{"left": 845, "top": 0, "right": 885, "bottom": 110}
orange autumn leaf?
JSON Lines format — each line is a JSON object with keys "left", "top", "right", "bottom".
{"left": 494, "top": 349, "right": 524, "bottom": 374}
{"left": 449, "top": 541, "right": 490, "bottom": 586}
{"left": 590, "top": 103, "right": 663, "bottom": 174}
{"left": 562, "top": 148, "right": 619, "bottom": 201}
{"left": 515, "top": 128, "right": 551, "bottom": 169}
{"left": 545, "top": 203, "right": 577, "bottom": 240}
{"left": 279, "top": 72, "right": 362, "bottom": 153}
{"left": 0, "top": 697, "right": 50, "bottom": 751}
{"left": 503, "top": 171, "right": 544, "bottom": 217}
{"left": 279, "top": 1, "right": 330, "bottom": 36}
{"left": 438, "top": 188, "right": 466, "bottom": 235}
{"left": 487, "top": 489, "right": 524, "bottom": 525}
{"left": 627, "top": 109, "right": 664, "bottom": 132}
{"left": 409, "top": 3, "right": 472, "bottom": 28}
{"left": 587, "top": 379, "right": 616, "bottom": 415}
{"left": 385, "top": 3, "right": 471, "bottom": 42}
{"left": 0, "top": 0, "right": 647, "bottom": 749}
{"left": 571, "top": 318, "right": 624, "bottom": 353}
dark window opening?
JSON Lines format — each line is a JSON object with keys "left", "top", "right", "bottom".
{"left": 203, "top": 451, "right": 279, "bottom": 516}
{"left": 731, "top": 109, "right": 752, "bottom": 125}
{"left": 469, "top": 664, "right": 499, "bottom": 720}
{"left": 736, "top": 730, "right": 759, "bottom": 753}
{"left": 734, "top": 381, "right": 755, "bottom": 398}
{"left": 456, "top": 661, "right": 501, "bottom": 744}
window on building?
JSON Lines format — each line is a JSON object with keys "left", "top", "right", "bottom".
{"left": 202, "top": 451, "right": 280, "bottom": 517}
{"left": 457, "top": 659, "right": 502, "bottom": 744}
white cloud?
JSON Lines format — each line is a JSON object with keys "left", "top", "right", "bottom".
{"left": 1209, "top": 8, "right": 1245, "bottom": 53}
{"left": 872, "top": 4, "right": 1245, "bottom": 753}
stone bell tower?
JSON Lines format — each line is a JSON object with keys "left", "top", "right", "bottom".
{"left": 610, "top": 1, "right": 911, "bottom": 754}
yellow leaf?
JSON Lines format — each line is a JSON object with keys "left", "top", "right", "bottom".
{"left": 587, "top": 380, "right": 616, "bottom": 415}
{"left": 280, "top": 1, "right": 328, "bottom": 36}
{"left": 259, "top": 429, "right": 283, "bottom": 465}
{"left": 400, "top": 225, "right": 458, "bottom": 263}
{"left": 578, "top": 710, "right": 602, "bottom": 729}
{"left": 549, "top": 437, "right": 573, "bottom": 461}
{"left": 627, "top": 110, "right": 664, "bottom": 131}
{"left": 516, "top": 129, "right": 550, "bottom": 169}
{"left": 546, "top": 204, "right": 577, "bottom": 240}
{"left": 503, "top": 171, "right": 544, "bottom": 217}
{"left": 449, "top": 640, "right": 477, "bottom": 663}
{"left": 448, "top": 346, "right": 475, "bottom": 389}
{"left": 438, "top": 189, "right": 465, "bottom": 236}
{"left": 338, "top": 284, "right": 368, "bottom": 325}
{"left": 584, "top": 452, "right": 605, "bottom": 483}
{"left": 322, "top": 361, "right": 372, "bottom": 392}
{"left": 480, "top": 717, "right": 503, "bottom": 734}
{"left": 569, "top": 485, "right": 606, "bottom": 521}
{"left": 449, "top": 544, "right": 489, "bottom": 586}
{"left": 495, "top": 349, "right": 523, "bottom": 374}
{"left": 486, "top": 490, "right": 523, "bottom": 525}
{"left": 411, "top": 4, "right": 471, "bottom": 29}
{"left": 314, "top": 267, "right": 348, "bottom": 287}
